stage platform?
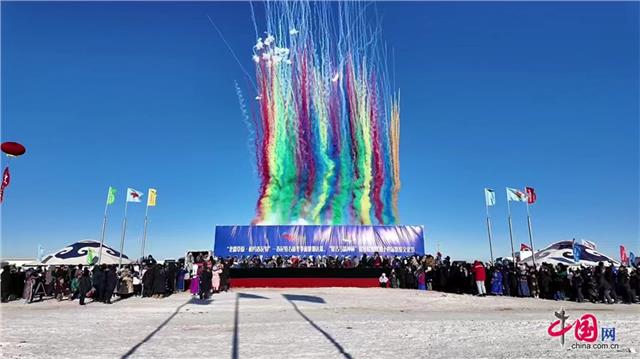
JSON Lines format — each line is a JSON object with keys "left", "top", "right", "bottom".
{"left": 229, "top": 268, "right": 385, "bottom": 288}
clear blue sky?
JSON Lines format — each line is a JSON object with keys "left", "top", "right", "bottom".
{"left": 1, "top": 2, "right": 638, "bottom": 261}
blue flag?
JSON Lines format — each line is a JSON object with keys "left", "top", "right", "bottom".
{"left": 630, "top": 252, "right": 637, "bottom": 268}
{"left": 572, "top": 239, "right": 583, "bottom": 263}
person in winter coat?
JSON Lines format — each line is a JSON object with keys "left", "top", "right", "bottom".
{"left": 211, "top": 262, "right": 222, "bottom": 293}
{"left": 528, "top": 268, "right": 540, "bottom": 299}
{"left": 425, "top": 267, "right": 434, "bottom": 290}
{"left": 553, "top": 265, "right": 566, "bottom": 300}
{"left": 1, "top": 266, "right": 11, "bottom": 302}
{"left": 78, "top": 269, "right": 92, "bottom": 306}
{"left": 45, "top": 267, "right": 54, "bottom": 295}
{"left": 142, "top": 266, "right": 154, "bottom": 297}
{"left": 572, "top": 270, "right": 585, "bottom": 302}
{"left": 190, "top": 265, "right": 201, "bottom": 295}
{"left": 473, "top": 261, "right": 487, "bottom": 296}
{"left": 518, "top": 265, "right": 531, "bottom": 297}
{"left": 153, "top": 264, "right": 166, "bottom": 298}
{"left": 176, "top": 266, "right": 186, "bottom": 292}
{"left": 390, "top": 270, "right": 400, "bottom": 288}
{"left": 70, "top": 275, "right": 80, "bottom": 300}
{"left": 379, "top": 273, "right": 389, "bottom": 288}
{"left": 490, "top": 266, "right": 503, "bottom": 295}
{"left": 166, "top": 262, "right": 177, "bottom": 294}
{"left": 117, "top": 267, "right": 134, "bottom": 297}
{"left": 92, "top": 266, "right": 105, "bottom": 303}
{"left": 618, "top": 266, "right": 637, "bottom": 303}
{"left": 600, "top": 266, "right": 614, "bottom": 304}
{"left": 582, "top": 268, "right": 598, "bottom": 303}
{"left": 416, "top": 270, "right": 426, "bottom": 290}
{"left": 538, "top": 266, "right": 553, "bottom": 300}
{"left": 103, "top": 265, "right": 118, "bottom": 304}
{"left": 199, "top": 267, "right": 213, "bottom": 299}
{"left": 220, "top": 261, "right": 230, "bottom": 292}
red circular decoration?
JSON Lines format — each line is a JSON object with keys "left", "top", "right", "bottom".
{"left": 1, "top": 142, "right": 26, "bottom": 156}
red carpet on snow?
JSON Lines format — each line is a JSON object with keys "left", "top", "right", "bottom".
{"left": 230, "top": 277, "right": 380, "bottom": 288}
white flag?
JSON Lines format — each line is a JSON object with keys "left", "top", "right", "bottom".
{"left": 126, "top": 188, "right": 144, "bottom": 203}
{"left": 484, "top": 188, "right": 496, "bottom": 206}
{"left": 506, "top": 187, "right": 528, "bottom": 202}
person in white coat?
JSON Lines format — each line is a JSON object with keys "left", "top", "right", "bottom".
{"left": 379, "top": 273, "right": 389, "bottom": 288}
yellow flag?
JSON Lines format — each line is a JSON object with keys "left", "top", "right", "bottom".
{"left": 147, "top": 188, "right": 157, "bottom": 207}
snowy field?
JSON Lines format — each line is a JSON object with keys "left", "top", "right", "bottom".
{"left": 1, "top": 288, "right": 638, "bottom": 359}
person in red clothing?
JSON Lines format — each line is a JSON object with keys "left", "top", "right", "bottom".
{"left": 473, "top": 260, "right": 487, "bottom": 296}
{"left": 372, "top": 252, "right": 382, "bottom": 268}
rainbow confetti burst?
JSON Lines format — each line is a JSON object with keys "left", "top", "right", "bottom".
{"left": 245, "top": 1, "right": 400, "bottom": 225}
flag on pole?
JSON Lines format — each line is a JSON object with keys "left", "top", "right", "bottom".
{"left": 0, "top": 167, "right": 10, "bottom": 203}
{"left": 630, "top": 252, "right": 636, "bottom": 268}
{"left": 572, "top": 239, "right": 583, "bottom": 263}
{"left": 147, "top": 188, "right": 157, "bottom": 207}
{"left": 525, "top": 186, "right": 537, "bottom": 204}
{"left": 86, "top": 248, "right": 96, "bottom": 265}
{"left": 126, "top": 188, "right": 143, "bottom": 203}
{"left": 506, "top": 187, "right": 528, "bottom": 202}
{"left": 580, "top": 239, "right": 596, "bottom": 250}
{"left": 620, "top": 245, "right": 629, "bottom": 265}
{"left": 484, "top": 188, "right": 495, "bottom": 206}
{"left": 106, "top": 186, "right": 117, "bottom": 205}
{"left": 520, "top": 243, "right": 532, "bottom": 251}
{"left": 37, "top": 244, "right": 44, "bottom": 262}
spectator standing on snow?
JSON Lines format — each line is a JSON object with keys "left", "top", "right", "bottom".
{"left": 78, "top": 269, "right": 92, "bottom": 306}
{"left": 473, "top": 261, "right": 486, "bottom": 297}
{"left": 490, "top": 265, "right": 503, "bottom": 295}
{"left": 199, "top": 266, "right": 213, "bottom": 299}
{"left": 416, "top": 270, "right": 426, "bottom": 290}
{"left": 212, "top": 261, "right": 222, "bottom": 293}
{"left": 142, "top": 265, "right": 153, "bottom": 297}
{"left": 390, "top": 270, "right": 400, "bottom": 288}
{"left": 92, "top": 265, "right": 105, "bottom": 303}
{"left": 153, "top": 264, "right": 166, "bottom": 298}
{"left": 103, "top": 265, "right": 118, "bottom": 304}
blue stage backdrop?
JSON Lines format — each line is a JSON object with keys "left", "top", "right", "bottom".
{"left": 214, "top": 225, "right": 424, "bottom": 257}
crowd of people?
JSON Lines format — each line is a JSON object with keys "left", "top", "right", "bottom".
{"left": 225, "top": 252, "right": 640, "bottom": 304}
{"left": 0, "top": 254, "right": 231, "bottom": 304}
{"left": 2, "top": 251, "right": 639, "bottom": 305}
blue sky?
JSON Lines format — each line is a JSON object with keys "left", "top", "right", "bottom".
{"left": 1, "top": 2, "right": 638, "bottom": 261}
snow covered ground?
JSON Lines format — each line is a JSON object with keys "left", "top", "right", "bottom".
{"left": 1, "top": 288, "right": 638, "bottom": 358}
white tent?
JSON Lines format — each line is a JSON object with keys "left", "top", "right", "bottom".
{"left": 520, "top": 240, "right": 620, "bottom": 267}
{"left": 39, "top": 240, "right": 131, "bottom": 266}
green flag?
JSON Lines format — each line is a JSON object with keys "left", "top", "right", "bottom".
{"left": 107, "top": 186, "right": 117, "bottom": 205}
{"left": 86, "top": 248, "right": 95, "bottom": 265}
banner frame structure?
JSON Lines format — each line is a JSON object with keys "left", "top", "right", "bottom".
{"left": 213, "top": 225, "right": 425, "bottom": 257}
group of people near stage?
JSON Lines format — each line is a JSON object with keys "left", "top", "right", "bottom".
{"left": 0, "top": 253, "right": 230, "bottom": 305}
{"left": 183, "top": 252, "right": 230, "bottom": 299}
{"left": 414, "top": 257, "right": 639, "bottom": 304}
{"left": 226, "top": 252, "right": 640, "bottom": 304}
{"left": 3, "top": 251, "right": 639, "bottom": 306}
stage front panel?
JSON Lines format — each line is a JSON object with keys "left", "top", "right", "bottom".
{"left": 214, "top": 225, "right": 424, "bottom": 257}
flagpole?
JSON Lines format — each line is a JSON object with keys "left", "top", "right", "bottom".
{"left": 119, "top": 199, "right": 129, "bottom": 268}
{"left": 141, "top": 202, "right": 149, "bottom": 262}
{"left": 506, "top": 192, "right": 516, "bottom": 262}
{"left": 485, "top": 201, "right": 495, "bottom": 264}
{"left": 526, "top": 199, "right": 536, "bottom": 268}
{"left": 97, "top": 193, "right": 110, "bottom": 265}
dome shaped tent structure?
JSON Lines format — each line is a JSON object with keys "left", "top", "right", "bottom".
{"left": 519, "top": 240, "right": 620, "bottom": 267}
{"left": 39, "top": 240, "right": 130, "bottom": 266}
